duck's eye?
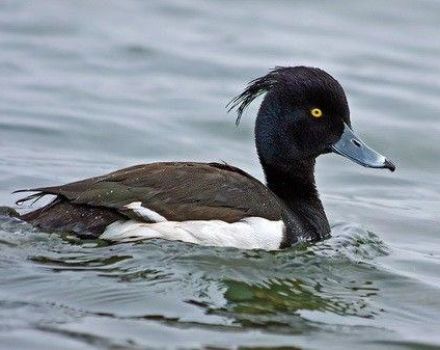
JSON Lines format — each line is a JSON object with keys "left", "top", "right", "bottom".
{"left": 310, "top": 108, "right": 323, "bottom": 118}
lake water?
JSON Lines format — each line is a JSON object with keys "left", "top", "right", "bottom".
{"left": 0, "top": 1, "right": 439, "bottom": 349}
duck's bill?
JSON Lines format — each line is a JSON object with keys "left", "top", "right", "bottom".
{"left": 331, "top": 123, "right": 396, "bottom": 172}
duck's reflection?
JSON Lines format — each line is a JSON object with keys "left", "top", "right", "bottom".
{"left": 200, "top": 276, "right": 380, "bottom": 330}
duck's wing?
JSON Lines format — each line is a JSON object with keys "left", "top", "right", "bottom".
{"left": 15, "top": 162, "right": 284, "bottom": 223}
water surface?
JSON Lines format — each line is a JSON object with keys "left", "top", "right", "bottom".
{"left": 1, "top": 1, "right": 439, "bottom": 349}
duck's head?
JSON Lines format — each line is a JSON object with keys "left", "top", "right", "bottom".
{"left": 228, "top": 66, "right": 395, "bottom": 175}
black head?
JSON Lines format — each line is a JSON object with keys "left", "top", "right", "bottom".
{"left": 228, "top": 66, "right": 395, "bottom": 175}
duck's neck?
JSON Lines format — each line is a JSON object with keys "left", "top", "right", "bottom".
{"left": 262, "top": 160, "right": 330, "bottom": 245}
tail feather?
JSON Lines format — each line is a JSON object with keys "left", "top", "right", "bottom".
{"left": 14, "top": 192, "right": 48, "bottom": 206}
{"left": 13, "top": 186, "right": 61, "bottom": 206}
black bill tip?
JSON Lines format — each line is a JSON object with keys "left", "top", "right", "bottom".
{"left": 384, "top": 159, "right": 396, "bottom": 172}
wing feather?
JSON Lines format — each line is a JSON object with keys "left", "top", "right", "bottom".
{"left": 15, "top": 162, "right": 283, "bottom": 223}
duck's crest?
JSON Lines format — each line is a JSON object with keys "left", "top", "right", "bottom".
{"left": 226, "top": 66, "right": 292, "bottom": 126}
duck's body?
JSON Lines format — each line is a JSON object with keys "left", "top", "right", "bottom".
{"left": 13, "top": 66, "right": 395, "bottom": 250}
{"left": 17, "top": 161, "right": 324, "bottom": 249}
{"left": 18, "top": 162, "right": 289, "bottom": 249}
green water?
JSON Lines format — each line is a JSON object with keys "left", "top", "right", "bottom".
{"left": 0, "top": 1, "right": 439, "bottom": 349}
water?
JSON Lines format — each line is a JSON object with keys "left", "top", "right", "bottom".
{"left": 0, "top": 1, "right": 439, "bottom": 348}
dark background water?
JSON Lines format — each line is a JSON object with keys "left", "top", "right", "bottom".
{"left": 0, "top": 1, "right": 439, "bottom": 349}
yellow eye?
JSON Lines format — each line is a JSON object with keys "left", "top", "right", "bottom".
{"left": 310, "top": 108, "right": 323, "bottom": 118}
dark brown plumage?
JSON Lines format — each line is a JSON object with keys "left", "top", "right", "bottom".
{"left": 17, "top": 162, "right": 285, "bottom": 237}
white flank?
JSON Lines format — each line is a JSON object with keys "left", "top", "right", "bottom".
{"left": 124, "top": 201, "right": 167, "bottom": 222}
{"left": 100, "top": 217, "right": 285, "bottom": 250}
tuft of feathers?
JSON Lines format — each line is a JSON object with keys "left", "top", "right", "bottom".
{"left": 227, "top": 67, "right": 288, "bottom": 126}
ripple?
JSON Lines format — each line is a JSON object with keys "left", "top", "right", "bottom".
{"left": 1, "top": 0, "right": 440, "bottom": 348}
{"left": 30, "top": 254, "right": 132, "bottom": 271}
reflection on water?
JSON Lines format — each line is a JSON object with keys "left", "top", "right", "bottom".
{"left": 1, "top": 0, "right": 440, "bottom": 349}
{"left": 0, "top": 217, "right": 430, "bottom": 349}
{"left": 221, "top": 276, "right": 377, "bottom": 323}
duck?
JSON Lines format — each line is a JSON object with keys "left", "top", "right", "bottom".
{"left": 11, "top": 66, "right": 395, "bottom": 250}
